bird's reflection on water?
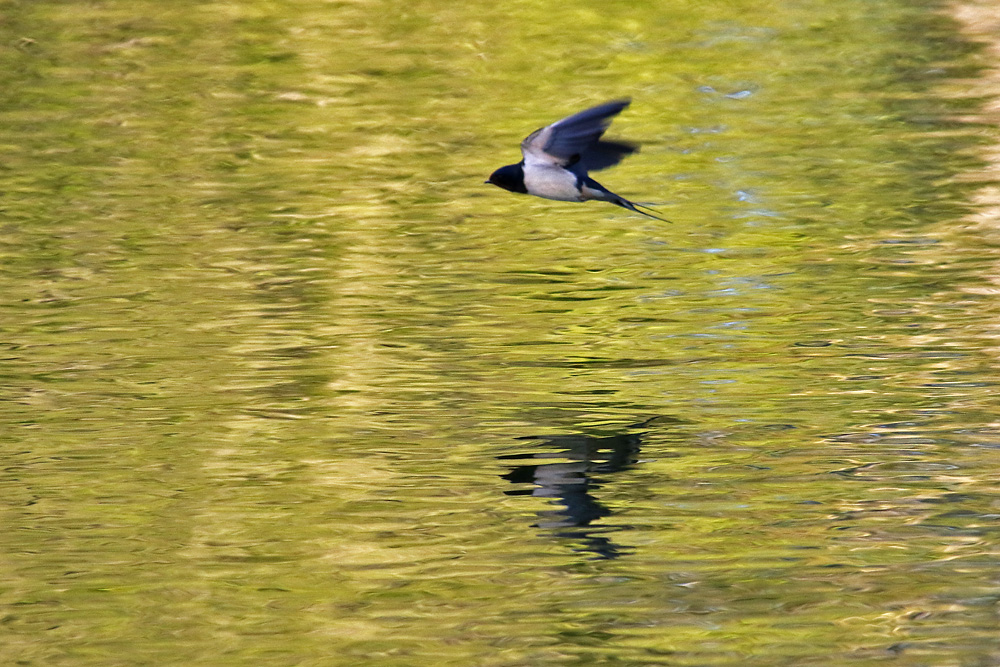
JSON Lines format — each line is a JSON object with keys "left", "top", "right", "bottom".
{"left": 498, "top": 416, "right": 668, "bottom": 559}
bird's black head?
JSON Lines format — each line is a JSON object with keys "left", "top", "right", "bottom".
{"left": 486, "top": 162, "right": 527, "bottom": 194}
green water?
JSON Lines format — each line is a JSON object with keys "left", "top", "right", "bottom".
{"left": 2, "top": 0, "right": 1000, "bottom": 664}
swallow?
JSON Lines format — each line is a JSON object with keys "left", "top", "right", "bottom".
{"left": 486, "top": 98, "right": 667, "bottom": 221}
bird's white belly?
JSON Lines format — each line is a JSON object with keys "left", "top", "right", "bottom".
{"left": 523, "top": 166, "right": 583, "bottom": 202}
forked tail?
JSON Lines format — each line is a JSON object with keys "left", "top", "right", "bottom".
{"left": 613, "top": 197, "right": 671, "bottom": 223}
{"left": 580, "top": 176, "right": 672, "bottom": 222}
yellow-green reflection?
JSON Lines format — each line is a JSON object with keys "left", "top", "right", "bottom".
{"left": 0, "top": 0, "right": 998, "bottom": 664}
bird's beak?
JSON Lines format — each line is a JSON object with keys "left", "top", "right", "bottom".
{"left": 484, "top": 180, "right": 490, "bottom": 184}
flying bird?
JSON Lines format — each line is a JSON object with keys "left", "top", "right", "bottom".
{"left": 486, "top": 99, "right": 666, "bottom": 221}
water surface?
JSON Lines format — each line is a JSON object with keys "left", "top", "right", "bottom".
{"left": 2, "top": 0, "right": 1000, "bottom": 664}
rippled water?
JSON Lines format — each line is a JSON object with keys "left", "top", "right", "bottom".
{"left": 3, "top": 0, "right": 1000, "bottom": 664}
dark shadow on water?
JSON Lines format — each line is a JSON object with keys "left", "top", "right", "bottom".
{"left": 498, "top": 415, "right": 673, "bottom": 560}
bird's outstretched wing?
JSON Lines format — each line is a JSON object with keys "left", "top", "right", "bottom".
{"left": 576, "top": 139, "right": 638, "bottom": 172}
{"left": 521, "top": 99, "right": 634, "bottom": 170}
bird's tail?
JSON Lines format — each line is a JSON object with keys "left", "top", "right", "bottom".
{"left": 580, "top": 177, "right": 672, "bottom": 222}
{"left": 612, "top": 196, "right": 671, "bottom": 223}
